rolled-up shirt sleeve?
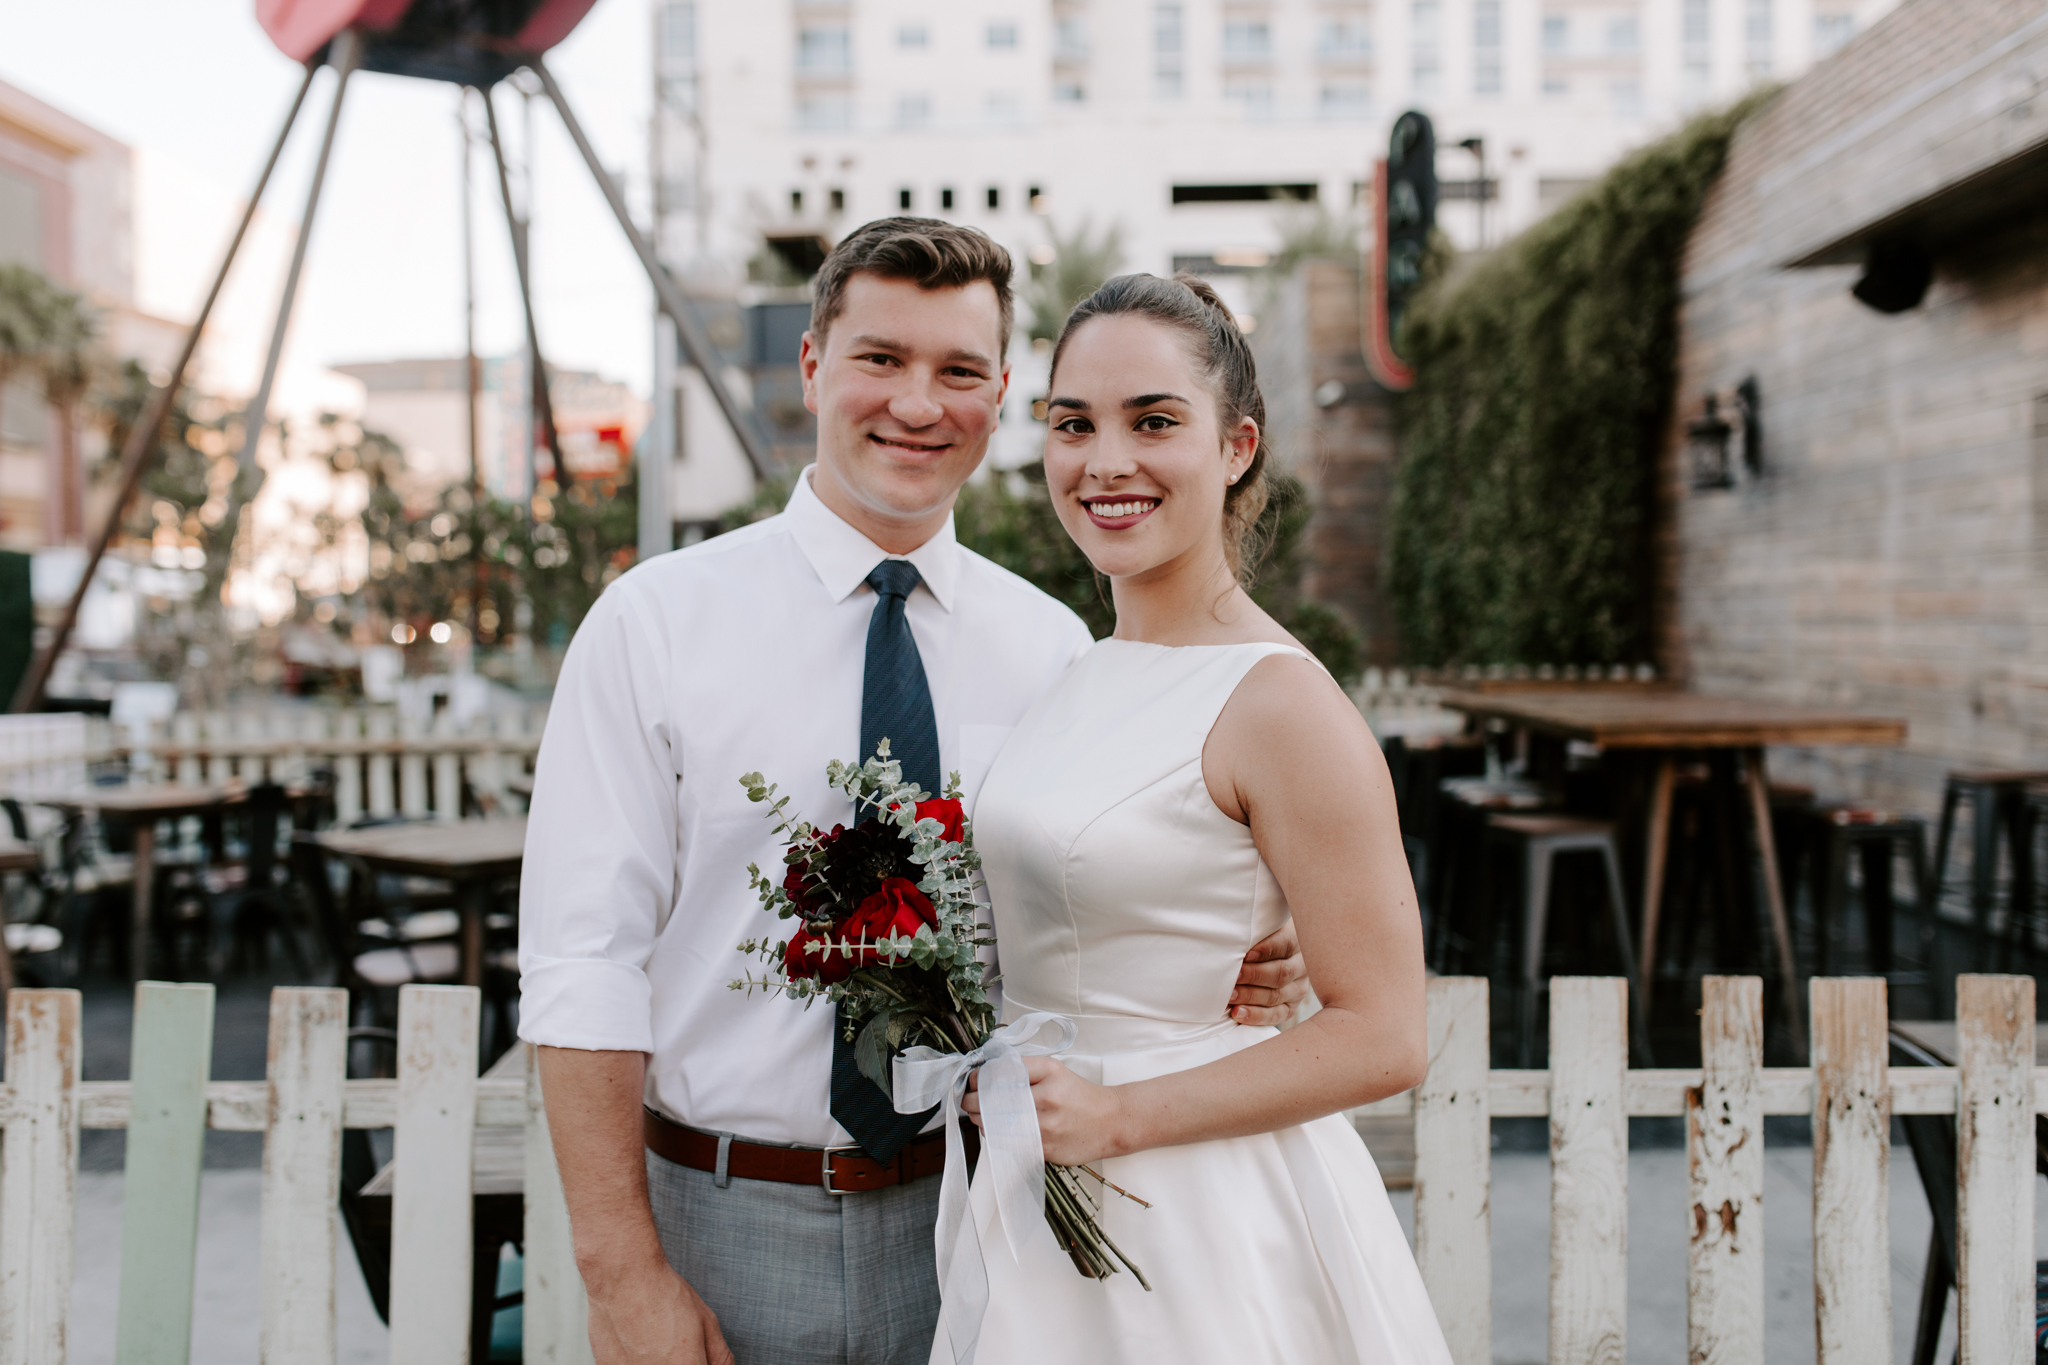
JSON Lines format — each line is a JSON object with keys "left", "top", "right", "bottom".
{"left": 518, "top": 581, "right": 677, "bottom": 1053}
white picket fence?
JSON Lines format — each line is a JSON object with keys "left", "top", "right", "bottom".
{"left": 138, "top": 709, "right": 545, "bottom": 824}
{"left": 2, "top": 974, "right": 2037, "bottom": 1363}
{"left": 0, "top": 982, "right": 588, "bottom": 1365}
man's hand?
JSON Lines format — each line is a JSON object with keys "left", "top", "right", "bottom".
{"left": 585, "top": 1260, "right": 734, "bottom": 1365}
{"left": 1231, "top": 917, "right": 1310, "bottom": 1025}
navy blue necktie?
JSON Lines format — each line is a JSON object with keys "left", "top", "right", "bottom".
{"left": 830, "top": 559, "right": 944, "bottom": 1162}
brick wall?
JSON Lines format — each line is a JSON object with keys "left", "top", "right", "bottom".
{"left": 1257, "top": 259, "right": 1403, "bottom": 666}
{"left": 1659, "top": 0, "right": 2048, "bottom": 813}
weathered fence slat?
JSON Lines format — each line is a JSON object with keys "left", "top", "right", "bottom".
{"left": 389, "top": 984, "right": 480, "bottom": 1364}
{"left": 1956, "top": 973, "right": 2035, "bottom": 1363}
{"left": 259, "top": 986, "right": 347, "bottom": 1365}
{"left": 1415, "top": 976, "right": 1489, "bottom": 1365}
{"left": 114, "top": 982, "right": 216, "bottom": 1365}
{"left": 0, "top": 988, "right": 81, "bottom": 1365}
{"left": 524, "top": 1044, "right": 594, "bottom": 1365}
{"left": 1686, "top": 975, "right": 1763, "bottom": 1365}
{"left": 1810, "top": 976, "right": 1890, "bottom": 1364}
{"left": 397, "top": 719, "right": 430, "bottom": 819}
{"left": 366, "top": 710, "right": 396, "bottom": 818}
{"left": 1549, "top": 977, "right": 1628, "bottom": 1365}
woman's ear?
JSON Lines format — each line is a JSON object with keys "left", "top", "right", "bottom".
{"left": 1224, "top": 417, "right": 1259, "bottom": 484}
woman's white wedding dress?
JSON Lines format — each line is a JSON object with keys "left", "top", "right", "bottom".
{"left": 946, "top": 639, "right": 1454, "bottom": 1364}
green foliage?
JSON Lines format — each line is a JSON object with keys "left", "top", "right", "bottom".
{"left": 0, "top": 264, "right": 98, "bottom": 402}
{"left": 722, "top": 465, "right": 1362, "bottom": 684}
{"left": 1386, "top": 96, "right": 1770, "bottom": 666}
{"left": 1022, "top": 220, "right": 1124, "bottom": 343}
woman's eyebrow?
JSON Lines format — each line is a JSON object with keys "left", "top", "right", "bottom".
{"left": 1123, "top": 392, "right": 1189, "bottom": 409}
{"left": 1047, "top": 396, "right": 1088, "bottom": 411}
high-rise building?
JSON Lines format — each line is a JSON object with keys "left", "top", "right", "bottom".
{"left": 644, "top": 0, "right": 1898, "bottom": 529}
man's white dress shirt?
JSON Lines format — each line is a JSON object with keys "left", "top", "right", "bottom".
{"left": 518, "top": 470, "right": 1093, "bottom": 1147}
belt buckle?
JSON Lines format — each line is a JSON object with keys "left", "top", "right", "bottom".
{"left": 821, "top": 1144, "right": 864, "bottom": 1195}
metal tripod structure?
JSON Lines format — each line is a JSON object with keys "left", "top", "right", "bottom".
{"left": 11, "top": 29, "right": 771, "bottom": 712}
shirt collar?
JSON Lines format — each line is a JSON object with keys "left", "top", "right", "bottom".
{"left": 783, "top": 465, "right": 960, "bottom": 612}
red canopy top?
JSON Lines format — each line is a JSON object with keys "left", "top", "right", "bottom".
{"left": 258, "top": 0, "right": 596, "bottom": 67}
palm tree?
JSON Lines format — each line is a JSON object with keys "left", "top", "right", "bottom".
{"left": 0, "top": 264, "right": 101, "bottom": 538}
{"left": 1022, "top": 220, "right": 1124, "bottom": 344}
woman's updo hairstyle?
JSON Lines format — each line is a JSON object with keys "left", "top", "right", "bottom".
{"left": 1048, "top": 272, "right": 1271, "bottom": 582}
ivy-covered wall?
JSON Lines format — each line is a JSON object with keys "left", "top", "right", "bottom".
{"left": 1386, "top": 96, "right": 1769, "bottom": 667}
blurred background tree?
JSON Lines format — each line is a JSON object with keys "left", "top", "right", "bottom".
{"left": 1023, "top": 220, "right": 1124, "bottom": 343}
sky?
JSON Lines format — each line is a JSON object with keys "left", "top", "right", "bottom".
{"left": 0, "top": 0, "right": 659, "bottom": 397}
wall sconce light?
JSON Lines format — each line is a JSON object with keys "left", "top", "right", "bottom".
{"left": 1687, "top": 376, "right": 1762, "bottom": 492}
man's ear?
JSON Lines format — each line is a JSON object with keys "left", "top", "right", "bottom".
{"left": 996, "top": 362, "right": 1011, "bottom": 409}
{"left": 799, "top": 331, "right": 822, "bottom": 414}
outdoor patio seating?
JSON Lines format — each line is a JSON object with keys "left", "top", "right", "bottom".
{"left": 1798, "top": 805, "right": 1934, "bottom": 988}
{"left": 1929, "top": 768, "right": 2048, "bottom": 980}
{"left": 1481, "top": 813, "right": 1647, "bottom": 1065}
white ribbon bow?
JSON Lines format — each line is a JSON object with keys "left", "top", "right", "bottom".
{"left": 892, "top": 1011, "right": 1078, "bottom": 1365}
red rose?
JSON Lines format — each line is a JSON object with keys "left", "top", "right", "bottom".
{"left": 914, "top": 798, "right": 966, "bottom": 844}
{"left": 841, "top": 876, "right": 937, "bottom": 964}
{"left": 783, "top": 924, "right": 852, "bottom": 984}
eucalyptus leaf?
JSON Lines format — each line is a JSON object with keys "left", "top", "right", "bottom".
{"left": 854, "top": 1011, "right": 894, "bottom": 1095}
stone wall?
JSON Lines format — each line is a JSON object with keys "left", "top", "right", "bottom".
{"left": 1256, "top": 258, "right": 1403, "bottom": 667}
{"left": 1658, "top": 0, "right": 2048, "bottom": 813}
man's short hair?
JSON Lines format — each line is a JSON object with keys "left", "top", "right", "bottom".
{"left": 809, "top": 217, "right": 1015, "bottom": 359}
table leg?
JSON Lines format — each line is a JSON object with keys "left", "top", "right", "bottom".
{"left": 460, "top": 880, "right": 485, "bottom": 989}
{"left": 131, "top": 821, "right": 156, "bottom": 983}
{"left": 1637, "top": 755, "right": 1678, "bottom": 1012}
{"left": 1742, "top": 749, "right": 1806, "bottom": 1055}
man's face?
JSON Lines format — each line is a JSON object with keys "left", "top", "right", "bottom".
{"left": 799, "top": 273, "right": 1009, "bottom": 534}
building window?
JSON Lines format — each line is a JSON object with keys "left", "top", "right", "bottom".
{"left": 659, "top": 2, "right": 696, "bottom": 69}
{"left": 1814, "top": 11, "right": 1855, "bottom": 56}
{"left": 985, "top": 90, "right": 1023, "bottom": 124}
{"left": 1607, "top": 14, "right": 1639, "bottom": 53}
{"left": 1054, "top": 81, "right": 1086, "bottom": 102}
{"left": 797, "top": 94, "right": 852, "bottom": 129}
{"left": 898, "top": 22, "right": 928, "bottom": 48}
{"left": 1682, "top": 0, "right": 1710, "bottom": 100}
{"left": 1316, "top": 16, "right": 1372, "bottom": 59}
{"left": 1412, "top": 0, "right": 1442, "bottom": 98}
{"left": 1542, "top": 75, "right": 1567, "bottom": 97}
{"left": 1610, "top": 78, "right": 1642, "bottom": 119}
{"left": 1542, "top": 13, "right": 1567, "bottom": 52}
{"left": 986, "top": 186, "right": 1001, "bottom": 210}
{"left": 830, "top": 187, "right": 846, "bottom": 212}
{"left": 987, "top": 21, "right": 1019, "bottom": 49}
{"left": 1224, "top": 79, "right": 1274, "bottom": 113}
{"left": 1223, "top": 19, "right": 1272, "bottom": 59}
{"left": 790, "top": 189, "right": 804, "bottom": 214}
{"left": 940, "top": 187, "right": 955, "bottom": 210}
{"left": 899, "top": 188, "right": 914, "bottom": 210}
{"left": 1319, "top": 82, "right": 1371, "bottom": 120}
{"left": 1027, "top": 185, "right": 1044, "bottom": 212}
{"left": 1056, "top": 17, "right": 1088, "bottom": 58}
{"left": 896, "top": 93, "right": 931, "bottom": 127}
{"left": 1155, "top": 3, "right": 1184, "bottom": 97}
{"left": 796, "top": 25, "right": 851, "bottom": 73}
{"left": 1473, "top": 0, "right": 1501, "bottom": 94}
{"left": 1745, "top": 0, "right": 1773, "bottom": 76}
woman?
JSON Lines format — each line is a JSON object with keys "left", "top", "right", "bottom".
{"left": 954, "top": 274, "right": 1451, "bottom": 1363}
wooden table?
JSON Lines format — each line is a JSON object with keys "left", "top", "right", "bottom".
{"left": 1437, "top": 690, "right": 1907, "bottom": 1047}
{"left": 315, "top": 818, "right": 527, "bottom": 986}
{"left": 40, "top": 784, "right": 252, "bottom": 982}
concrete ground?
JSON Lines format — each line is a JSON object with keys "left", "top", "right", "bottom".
{"left": 69, "top": 1139, "right": 2045, "bottom": 1364}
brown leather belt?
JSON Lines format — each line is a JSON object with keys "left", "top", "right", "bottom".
{"left": 643, "top": 1107, "right": 968, "bottom": 1195}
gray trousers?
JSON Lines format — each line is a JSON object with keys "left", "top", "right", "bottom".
{"left": 647, "top": 1148, "right": 941, "bottom": 1365}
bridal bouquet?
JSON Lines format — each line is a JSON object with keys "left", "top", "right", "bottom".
{"left": 732, "top": 743, "right": 1148, "bottom": 1289}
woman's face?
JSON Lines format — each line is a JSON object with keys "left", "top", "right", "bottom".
{"left": 1043, "top": 314, "right": 1257, "bottom": 583}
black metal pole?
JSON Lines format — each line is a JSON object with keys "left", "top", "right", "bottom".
{"left": 11, "top": 63, "right": 320, "bottom": 713}
{"left": 528, "top": 56, "right": 774, "bottom": 480}
{"left": 236, "top": 29, "right": 362, "bottom": 470}
{"left": 481, "top": 88, "right": 564, "bottom": 485}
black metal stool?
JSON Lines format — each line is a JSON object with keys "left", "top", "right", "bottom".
{"left": 1930, "top": 771, "right": 2048, "bottom": 1008}
{"left": 1484, "top": 813, "right": 1648, "bottom": 1066}
{"left": 1802, "top": 807, "right": 1932, "bottom": 990}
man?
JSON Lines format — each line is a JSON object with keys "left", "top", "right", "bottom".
{"left": 519, "top": 218, "right": 1308, "bottom": 1365}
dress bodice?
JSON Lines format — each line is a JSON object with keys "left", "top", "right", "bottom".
{"left": 974, "top": 639, "right": 1307, "bottom": 1056}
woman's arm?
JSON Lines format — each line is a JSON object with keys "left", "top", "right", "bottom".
{"left": 967, "top": 653, "right": 1427, "bottom": 1165}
